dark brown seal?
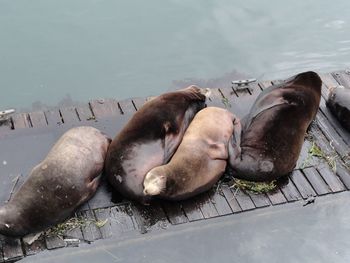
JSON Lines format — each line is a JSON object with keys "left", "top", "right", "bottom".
{"left": 143, "top": 107, "right": 241, "bottom": 201}
{"left": 0, "top": 126, "right": 111, "bottom": 237}
{"left": 229, "top": 71, "right": 322, "bottom": 181}
{"left": 326, "top": 85, "right": 350, "bottom": 131}
{"left": 105, "top": 86, "right": 208, "bottom": 204}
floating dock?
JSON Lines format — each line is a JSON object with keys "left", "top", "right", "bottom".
{"left": 0, "top": 70, "right": 350, "bottom": 262}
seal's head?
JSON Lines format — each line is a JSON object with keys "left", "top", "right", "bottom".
{"left": 143, "top": 167, "right": 167, "bottom": 196}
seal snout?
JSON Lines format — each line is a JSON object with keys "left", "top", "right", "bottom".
{"left": 143, "top": 170, "right": 166, "bottom": 196}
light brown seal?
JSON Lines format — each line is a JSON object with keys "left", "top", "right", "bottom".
{"left": 326, "top": 85, "right": 350, "bottom": 131}
{"left": 105, "top": 86, "right": 209, "bottom": 204}
{"left": 0, "top": 126, "right": 111, "bottom": 237}
{"left": 229, "top": 71, "right": 322, "bottom": 181}
{"left": 143, "top": 107, "right": 241, "bottom": 201}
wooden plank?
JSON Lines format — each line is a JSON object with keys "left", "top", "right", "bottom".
{"left": 110, "top": 204, "right": 137, "bottom": 233}
{"left": 279, "top": 177, "right": 302, "bottom": 202}
{"left": 29, "top": 111, "right": 47, "bottom": 128}
{"left": 332, "top": 70, "right": 350, "bottom": 88}
{"left": 320, "top": 72, "right": 339, "bottom": 92}
{"left": 118, "top": 99, "right": 136, "bottom": 114}
{"left": 0, "top": 120, "right": 12, "bottom": 133}
{"left": 195, "top": 192, "right": 219, "bottom": 219}
{"left": 1, "top": 237, "right": 24, "bottom": 262}
{"left": 132, "top": 98, "right": 147, "bottom": 111}
{"left": 232, "top": 189, "right": 255, "bottom": 211}
{"left": 23, "top": 236, "right": 46, "bottom": 256}
{"left": 44, "top": 109, "right": 63, "bottom": 126}
{"left": 266, "top": 189, "right": 287, "bottom": 205}
{"left": 335, "top": 163, "right": 350, "bottom": 189}
{"left": 59, "top": 106, "right": 80, "bottom": 123}
{"left": 290, "top": 170, "right": 316, "bottom": 199}
{"left": 87, "top": 179, "right": 114, "bottom": 210}
{"left": 259, "top": 80, "right": 272, "bottom": 90}
{"left": 302, "top": 167, "right": 331, "bottom": 195}
{"left": 220, "top": 185, "right": 242, "bottom": 213}
{"left": 89, "top": 98, "right": 121, "bottom": 119}
{"left": 78, "top": 210, "right": 102, "bottom": 242}
{"left": 76, "top": 104, "right": 95, "bottom": 122}
{"left": 161, "top": 201, "right": 188, "bottom": 225}
{"left": 315, "top": 111, "right": 349, "bottom": 158}
{"left": 247, "top": 192, "right": 270, "bottom": 208}
{"left": 45, "top": 235, "right": 66, "bottom": 250}
{"left": 181, "top": 197, "right": 205, "bottom": 222}
{"left": 207, "top": 188, "right": 232, "bottom": 216}
{"left": 131, "top": 201, "right": 169, "bottom": 234}
{"left": 12, "top": 113, "right": 31, "bottom": 129}
{"left": 94, "top": 208, "right": 113, "bottom": 239}
{"left": 206, "top": 88, "right": 225, "bottom": 108}
{"left": 317, "top": 164, "right": 346, "bottom": 193}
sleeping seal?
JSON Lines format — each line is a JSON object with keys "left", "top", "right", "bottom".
{"left": 326, "top": 85, "right": 350, "bottom": 131}
{"left": 0, "top": 126, "right": 111, "bottom": 237}
{"left": 229, "top": 71, "right": 322, "bottom": 181}
{"left": 105, "top": 86, "right": 208, "bottom": 204}
{"left": 143, "top": 107, "right": 241, "bottom": 201}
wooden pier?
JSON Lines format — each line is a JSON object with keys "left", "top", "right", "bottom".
{"left": 1, "top": 70, "right": 350, "bottom": 262}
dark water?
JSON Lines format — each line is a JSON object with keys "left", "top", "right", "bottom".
{"left": 1, "top": 0, "right": 350, "bottom": 110}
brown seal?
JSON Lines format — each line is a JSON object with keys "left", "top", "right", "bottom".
{"left": 326, "top": 85, "right": 350, "bottom": 131}
{"left": 105, "top": 86, "right": 209, "bottom": 204}
{"left": 229, "top": 71, "right": 322, "bottom": 181}
{"left": 143, "top": 107, "right": 241, "bottom": 201}
{"left": 0, "top": 126, "right": 111, "bottom": 237}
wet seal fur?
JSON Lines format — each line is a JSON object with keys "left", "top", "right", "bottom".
{"left": 143, "top": 107, "right": 241, "bottom": 201}
{"left": 0, "top": 126, "right": 111, "bottom": 237}
{"left": 105, "top": 86, "right": 208, "bottom": 204}
{"left": 229, "top": 71, "right": 322, "bottom": 181}
{"left": 326, "top": 85, "right": 350, "bottom": 131}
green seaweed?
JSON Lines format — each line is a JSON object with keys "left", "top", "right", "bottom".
{"left": 302, "top": 141, "right": 337, "bottom": 172}
{"left": 230, "top": 178, "right": 277, "bottom": 194}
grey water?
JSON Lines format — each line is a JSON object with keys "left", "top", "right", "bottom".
{"left": 1, "top": 0, "right": 350, "bottom": 110}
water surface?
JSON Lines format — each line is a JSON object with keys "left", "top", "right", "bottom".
{"left": 1, "top": 0, "right": 350, "bottom": 110}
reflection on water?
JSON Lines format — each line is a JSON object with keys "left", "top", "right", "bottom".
{"left": 0, "top": 0, "right": 350, "bottom": 110}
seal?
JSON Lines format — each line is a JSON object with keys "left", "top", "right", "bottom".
{"left": 143, "top": 107, "right": 241, "bottom": 201}
{"left": 105, "top": 86, "right": 209, "bottom": 204}
{"left": 229, "top": 71, "right": 322, "bottom": 181}
{"left": 326, "top": 85, "right": 350, "bottom": 131}
{"left": 0, "top": 126, "right": 111, "bottom": 237}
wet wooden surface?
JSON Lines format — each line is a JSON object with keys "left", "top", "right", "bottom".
{"left": 1, "top": 70, "right": 350, "bottom": 262}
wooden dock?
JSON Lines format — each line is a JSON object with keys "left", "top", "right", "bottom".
{"left": 1, "top": 70, "right": 350, "bottom": 262}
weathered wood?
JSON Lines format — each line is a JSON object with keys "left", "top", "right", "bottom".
{"left": 315, "top": 111, "right": 349, "bottom": 158}
{"left": 206, "top": 88, "right": 225, "bottom": 108}
{"left": 44, "top": 109, "right": 63, "bottom": 126}
{"left": 90, "top": 99, "right": 121, "bottom": 119}
{"left": 118, "top": 99, "right": 136, "bottom": 114}
{"left": 0, "top": 121, "right": 12, "bottom": 134}
{"left": 335, "top": 163, "right": 350, "bottom": 190}
{"left": 161, "top": 201, "right": 188, "bottom": 225}
{"left": 220, "top": 185, "right": 242, "bottom": 213}
{"left": 23, "top": 236, "right": 46, "bottom": 256}
{"left": 12, "top": 113, "right": 31, "bottom": 129}
{"left": 87, "top": 180, "right": 114, "bottom": 210}
{"left": 94, "top": 208, "right": 113, "bottom": 239}
{"left": 29, "top": 111, "right": 47, "bottom": 128}
{"left": 207, "top": 188, "right": 232, "bottom": 216}
{"left": 317, "top": 164, "right": 346, "bottom": 193}
{"left": 45, "top": 235, "right": 66, "bottom": 250}
{"left": 181, "top": 197, "right": 205, "bottom": 222}
{"left": 290, "top": 170, "right": 316, "bottom": 199}
{"left": 279, "top": 177, "right": 302, "bottom": 202}
{"left": 1, "top": 237, "right": 24, "bottom": 262}
{"left": 266, "top": 189, "right": 287, "bottom": 205}
{"left": 247, "top": 192, "right": 270, "bottom": 208}
{"left": 302, "top": 167, "right": 331, "bottom": 195}
{"left": 59, "top": 106, "right": 80, "bottom": 123}
{"left": 110, "top": 204, "right": 137, "bottom": 233}
{"left": 195, "top": 192, "right": 219, "bottom": 219}
{"left": 232, "top": 189, "right": 255, "bottom": 211}
{"left": 258, "top": 80, "right": 272, "bottom": 89}
{"left": 332, "top": 70, "right": 350, "bottom": 89}
{"left": 131, "top": 201, "right": 169, "bottom": 233}
{"left": 76, "top": 104, "right": 95, "bottom": 121}
{"left": 78, "top": 210, "right": 102, "bottom": 242}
